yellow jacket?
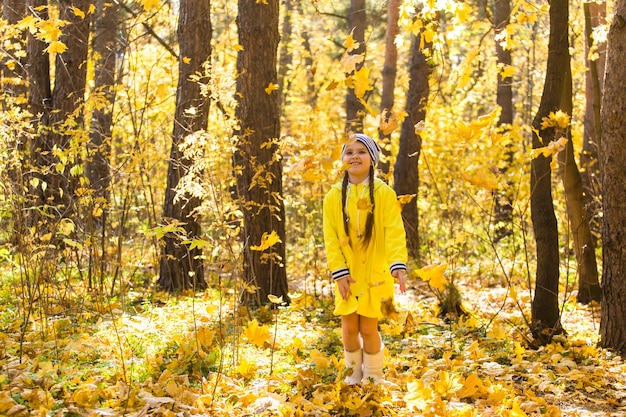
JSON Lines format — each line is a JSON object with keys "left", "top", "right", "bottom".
{"left": 323, "top": 177, "right": 408, "bottom": 318}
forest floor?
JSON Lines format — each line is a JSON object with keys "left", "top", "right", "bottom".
{"left": 0, "top": 270, "right": 625, "bottom": 417}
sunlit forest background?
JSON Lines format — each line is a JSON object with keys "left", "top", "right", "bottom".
{"left": 1, "top": 0, "right": 625, "bottom": 415}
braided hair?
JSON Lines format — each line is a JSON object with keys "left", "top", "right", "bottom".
{"left": 341, "top": 165, "right": 376, "bottom": 248}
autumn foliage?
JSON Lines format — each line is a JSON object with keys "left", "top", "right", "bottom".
{"left": 0, "top": 0, "right": 624, "bottom": 416}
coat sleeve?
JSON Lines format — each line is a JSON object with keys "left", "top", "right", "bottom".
{"left": 381, "top": 186, "right": 408, "bottom": 273}
{"left": 323, "top": 188, "right": 351, "bottom": 280}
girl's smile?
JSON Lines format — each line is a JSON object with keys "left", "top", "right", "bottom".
{"left": 343, "top": 141, "right": 372, "bottom": 183}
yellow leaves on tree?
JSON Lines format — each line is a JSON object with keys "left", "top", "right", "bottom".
{"left": 415, "top": 263, "right": 448, "bottom": 290}
{"left": 244, "top": 318, "right": 271, "bottom": 348}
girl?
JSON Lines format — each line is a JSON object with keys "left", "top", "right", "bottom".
{"left": 323, "top": 133, "right": 408, "bottom": 385}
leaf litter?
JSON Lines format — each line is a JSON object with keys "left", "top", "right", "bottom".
{"left": 0, "top": 275, "right": 624, "bottom": 417}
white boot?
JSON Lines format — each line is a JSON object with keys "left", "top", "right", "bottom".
{"left": 343, "top": 348, "right": 363, "bottom": 385}
{"left": 362, "top": 343, "right": 384, "bottom": 385}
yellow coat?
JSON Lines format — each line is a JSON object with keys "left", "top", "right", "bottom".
{"left": 323, "top": 177, "right": 408, "bottom": 318}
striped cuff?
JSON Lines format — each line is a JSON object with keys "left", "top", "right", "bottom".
{"left": 390, "top": 263, "right": 407, "bottom": 274}
{"left": 331, "top": 267, "right": 350, "bottom": 280}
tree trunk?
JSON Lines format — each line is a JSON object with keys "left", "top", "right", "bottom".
{"left": 157, "top": 0, "right": 211, "bottom": 292}
{"left": 393, "top": 34, "right": 430, "bottom": 261}
{"left": 277, "top": 0, "right": 295, "bottom": 114}
{"left": 87, "top": 0, "right": 120, "bottom": 218}
{"left": 529, "top": 0, "right": 568, "bottom": 345}
{"left": 555, "top": 35, "right": 601, "bottom": 305}
{"left": 580, "top": 0, "right": 606, "bottom": 239}
{"left": 599, "top": 0, "right": 626, "bottom": 356}
{"left": 492, "top": 0, "right": 514, "bottom": 239}
{"left": 235, "top": 0, "right": 289, "bottom": 306}
{"left": 377, "top": 0, "right": 400, "bottom": 178}
{"left": 345, "top": 0, "right": 366, "bottom": 134}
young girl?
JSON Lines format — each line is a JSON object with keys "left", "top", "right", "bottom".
{"left": 323, "top": 133, "right": 408, "bottom": 385}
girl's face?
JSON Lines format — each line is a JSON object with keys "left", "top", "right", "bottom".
{"left": 342, "top": 141, "right": 371, "bottom": 183}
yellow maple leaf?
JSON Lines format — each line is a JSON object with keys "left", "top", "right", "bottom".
{"left": 250, "top": 230, "right": 281, "bottom": 251}
{"left": 345, "top": 28, "right": 360, "bottom": 52}
{"left": 340, "top": 53, "right": 364, "bottom": 74}
{"left": 196, "top": 326, "right": 214, "bottom": 350}
{"left": 540, "top": 110, "right": 570, "bottom": 130}
{"left": 244, "top": 319, "right": 271, "bottom": 348}
{"left": 264, "top": 82, "right": 278, "bottom": 94}
{"left": 415, "top": 263, "right": 448, "bottom": 290}
{"left": 183, "top": 56, "right": 191, "bottom": 64}
{"left": 380, "top": 109, "right": 407, "bottom": 135}
{"left": 457, "top": 373, "right": 485, "bottom": 398}
{"left": 141, "top": 0, "right": 160, "bottom": 12}
{"left": 529, "top": 137, "right": 568, "bottom": 159}
{"left": 454, "top": 2, "right": 472, "bottom": 23}
{"left": 352, "top": 66, "right": 373, "bottom": 99}
{"left": 397, "top": 194, "right": 416, "bottom": 206}
{"left": 498, "top": 63, "right": 517, "bottom": 80}
{"left": 47, "top": 41, "right": 67, "bottom": 54}
{"left": 462, "top": 166, "right": 499, "bottom": 191}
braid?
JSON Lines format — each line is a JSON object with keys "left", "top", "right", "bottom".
{"left": 362, "top": 165, "right": 375, "bottom": 247}
{"left": 341, "top": 171, "right": 350, "bottom": 239}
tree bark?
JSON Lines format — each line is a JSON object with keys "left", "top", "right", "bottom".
{"left": 377, "top": 0, "right": 400, "bottom": 178}
{"left": 157, "top": 0, "right": 211, "bottom": 292}
{"left": 492, "top": 0, "right": 515, "bottom": 239}
{"left": 529, "top": 0, "right": 568, "bottom": 345}
{"left": 345, "top": 0, "right": 366, "bottom": 134}
{"left": 580, "top": 1, "right": 606, "bottom": 239}
{"left": 555, "top": 33, "right": 601, "bottom": 305}
{"left": 26, "top": 0, "right": 51, "bottom": 220}
{"left": 599, "top": 0, "right": 626, "bottom": 356}
{"left": 393, "top": 34, "right": 430, "bottom": 261}
{"left": 235, "top": 0, "right": 290, "bottom": 305}
{"left": 87, "top": 0, "right": 120, "bottom": 216}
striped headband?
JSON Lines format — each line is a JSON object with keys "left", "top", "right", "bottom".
{"left": 342, "top": 133, "right": 381, "bottom": 166}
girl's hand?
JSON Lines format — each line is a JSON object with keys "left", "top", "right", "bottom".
{"left": 392, "top": 269, "right": 407, "bottom": 294}
{"left": 337, "top": 276, "right": 355, "bottom": 300}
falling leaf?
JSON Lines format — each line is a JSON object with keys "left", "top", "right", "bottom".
{"left": 72, "top": 6, "right": 85, "bottom": 18}
{"left": 268, "top": 294, "right": 284, "bottom": 305}
{"left": 415, "top": 264, "right": 448, "bottom": 290}
{"left": 250, "top": 230, "right": 281, "bottom": 251}
{"left": 462, "top": 166, "right": 499, "bottom": 191}
{"left": 397, "top": 194, "right": 416, "bottom": 206}
{"left": 183, "top": 56, "right": 191, "bottom": 64}
{"left": 352, "top": 66, "right": 373, "bottom": 99}
{"left": 345, "top": 28, "right": 360, "bottom": 52}
{"left": 141, "top": 0, "right": 160, "bottom": 12}
{"left": 265, "top": 83, "right": 278, "bottom": 94}
{"left": 340, "top": 53, "right": 364, "bottom": 74}
{"left": 326, "top": 79, "right": 339, "bottom": 91}
{"left": 530, "top": 137, "right": 568, "bottom": 159}
{"left": 540, "top": 110, "right": 570, "bottom": 130}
